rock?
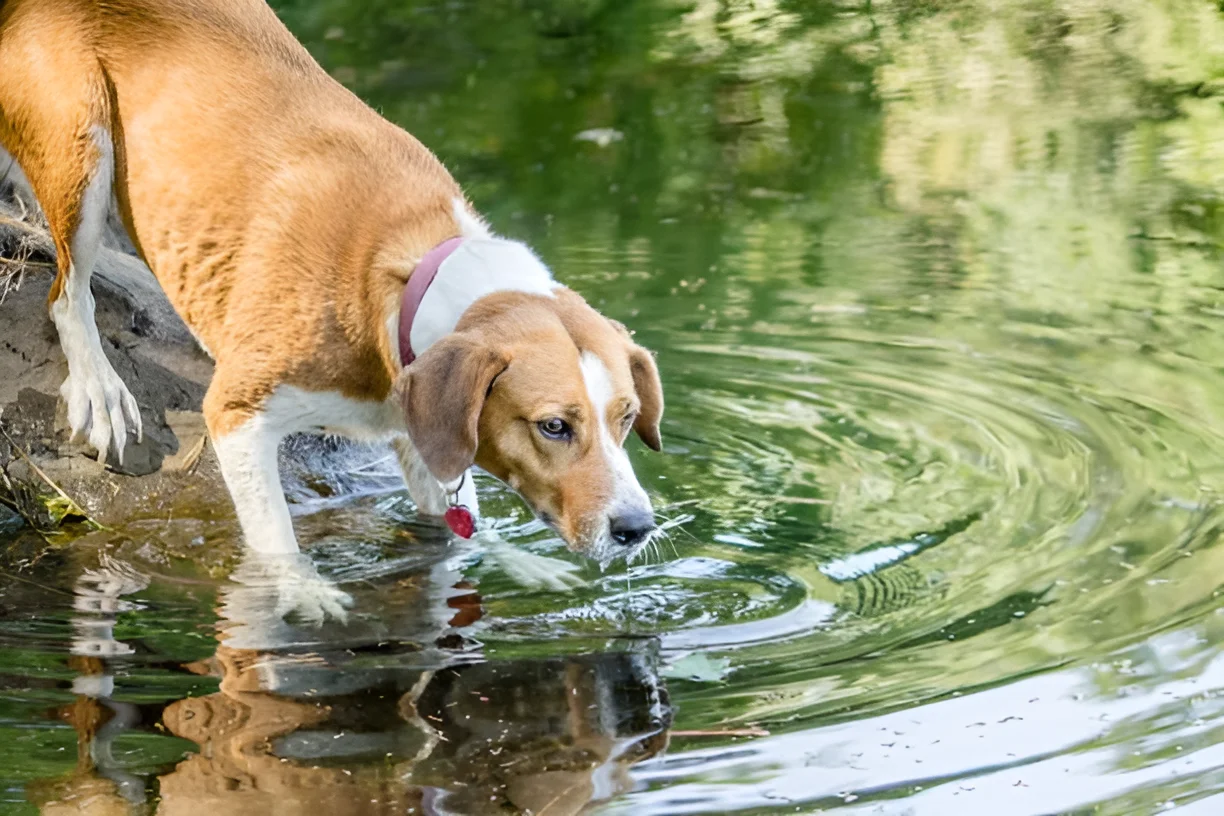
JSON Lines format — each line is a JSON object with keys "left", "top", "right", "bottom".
{"left": 0, "top": 502, "right": 22, "bottom": 534}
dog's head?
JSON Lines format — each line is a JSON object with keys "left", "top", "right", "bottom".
{"left": 397, "top": 287, "right": 663, "bottom": 564}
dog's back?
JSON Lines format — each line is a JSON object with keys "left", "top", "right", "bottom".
{"left": 0, "top": 0, "right": 459, "bottom": 361}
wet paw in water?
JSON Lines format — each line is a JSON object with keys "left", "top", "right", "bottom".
{"left": 224, "top": 552, "right": 354, "bottom": 628}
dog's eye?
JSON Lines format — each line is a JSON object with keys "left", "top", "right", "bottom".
{"left": 620, "top": 412, "right": 638, "bottom": 438}
{"left": 538, "top": 418, "right": 572, "bottom": 441}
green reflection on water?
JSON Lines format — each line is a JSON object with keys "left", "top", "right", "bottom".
{"left": 6, "top": 0, "right": 1224, "bottom": 813}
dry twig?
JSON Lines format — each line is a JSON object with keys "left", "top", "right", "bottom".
{"left": 0, "top": 202, "right": 54, "bottom": 304}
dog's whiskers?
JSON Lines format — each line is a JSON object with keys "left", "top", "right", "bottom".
{"left": 666, "top": 520, "right": 702, "bottom": 547}
{"left": 658, "top": 527, "right": 680, "bottom": 561}
{"left": 648, "top": 510, "right": 693, "bottom": 559}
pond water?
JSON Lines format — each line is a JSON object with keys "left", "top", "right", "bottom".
{"left": 6, "top": 0, "right": 1224, "bottom": 813}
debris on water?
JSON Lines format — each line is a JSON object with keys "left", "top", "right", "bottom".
{"left": 713, "top": 532, "right": 762, "bottom": 548}
{"left": 821, "top": 542, "right": 919, "bottom": 581}
{"left": 574, "top": 127, "right": 623, "bottom": 147}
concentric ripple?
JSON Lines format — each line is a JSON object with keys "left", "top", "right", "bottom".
{"left": 477, "top": 312, "right": 1224, "bottom": 664}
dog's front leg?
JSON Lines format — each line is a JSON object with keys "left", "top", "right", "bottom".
{"left": 205, "top": 393, "right": 351, "bottom": 624}
{"left": 393, "top": 436, "right": 479, "bottom": 521}
{"left": 207, "top": 411, "right": 299, "bottom": 554}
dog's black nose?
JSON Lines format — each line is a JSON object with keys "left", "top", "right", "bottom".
{"left": 610, "top": 510, "right": 656, "bottom": 547}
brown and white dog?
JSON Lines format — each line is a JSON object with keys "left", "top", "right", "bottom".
{"left": 0, "top": 1, "right": 663, "bottom": 577}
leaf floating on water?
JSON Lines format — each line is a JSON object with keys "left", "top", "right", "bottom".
{"left": 43, "top": 496, "right": 87, "bottom": 527}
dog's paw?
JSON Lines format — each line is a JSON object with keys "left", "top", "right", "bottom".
{"left": 273, "top": 573, "right": 354, "bottom": 627}
{"left": 61, "top": 360, "right": 142, "bottom": 465}
{"left": 226, "top": 553, "right": 354, "bottom": 630}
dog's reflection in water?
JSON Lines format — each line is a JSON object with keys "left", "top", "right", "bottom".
{"left": 31, "top": 552, "right": 671, "bottom": 816}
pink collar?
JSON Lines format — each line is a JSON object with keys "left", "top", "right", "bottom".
{"left": 399, "top": 236, "right": 464, "bottom": 365}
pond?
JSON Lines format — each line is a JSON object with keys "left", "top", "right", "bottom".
{"left": 5, "top": 0, "right": 1224, "bottom": 813}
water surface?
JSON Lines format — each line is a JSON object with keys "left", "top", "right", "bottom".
{"left": 6, "top": 0, "right": 1224, "bottom": 813}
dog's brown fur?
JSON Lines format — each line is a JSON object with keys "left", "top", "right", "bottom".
{"left": 0, "top": 0, "right": 458, "bottom": 435}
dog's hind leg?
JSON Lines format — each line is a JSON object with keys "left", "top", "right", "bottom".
{"left": 0, "top": 7, "right": 143, "bottom": 464}
{"left": 47, "top": 123, "right": 143, "bottom": 466}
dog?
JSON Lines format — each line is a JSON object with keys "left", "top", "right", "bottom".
{"left": 0, "top": 1, "right": 664, "bottom": 573}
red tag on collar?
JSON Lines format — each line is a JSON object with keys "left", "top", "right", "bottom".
{"left": 445, "top": 505, "right": 475, "bottom": 539}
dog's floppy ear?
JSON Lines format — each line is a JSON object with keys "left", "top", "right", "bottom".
{"left": 396, "top": 334, "right": 509, "bottom": 483}
{"left": 628, "top": 344, "right": 663, "bottom": 451}
{"left": 606, "top": 317, "right": 664, "bottom": 452}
